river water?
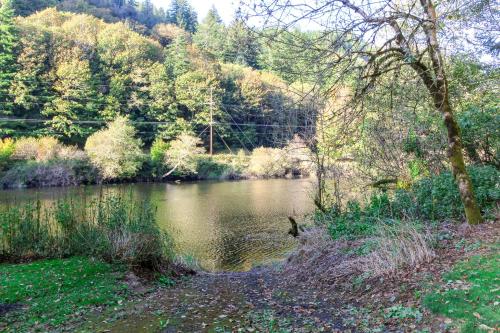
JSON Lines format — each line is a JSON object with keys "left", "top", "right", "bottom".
{"left": 0, "top": 179, "right": 315, "bottom": 271}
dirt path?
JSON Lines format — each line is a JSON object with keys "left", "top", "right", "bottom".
{"left": 85, "top": 222, "right": 499, "bottom": 333}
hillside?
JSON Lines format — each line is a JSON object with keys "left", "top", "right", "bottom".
{"left": 1, "top": 7, "right": 313, "bottom": 149}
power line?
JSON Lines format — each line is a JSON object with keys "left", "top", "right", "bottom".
{"left": 0, "top": 117, "right": 317, "bottom": 129}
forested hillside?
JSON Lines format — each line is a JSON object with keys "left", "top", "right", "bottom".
{"left": 0, "top": 0, "right": 314, "bottom": 150}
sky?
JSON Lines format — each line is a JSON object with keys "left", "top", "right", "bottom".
{"left": 151, "top": 0, "right": 239, "bottom": 24}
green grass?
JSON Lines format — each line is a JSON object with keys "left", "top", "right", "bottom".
{"left": 424, "top": 253, "right": 500, "bottom": 332}
{"left": 0, "top": 257, "right": 129, "bottom": 332}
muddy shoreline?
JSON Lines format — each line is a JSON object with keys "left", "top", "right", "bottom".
{"left": 74, "top": 222, "right": 499, "bottom": 333}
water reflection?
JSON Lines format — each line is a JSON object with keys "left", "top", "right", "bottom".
{"left": 0, "top": 179, "right": 314, "bottom": 271}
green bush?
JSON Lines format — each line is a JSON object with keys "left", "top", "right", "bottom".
{"left": 320, "top": 166, "right": 499, "bottom": 240}
{"left": 150, "top": 137, "right": 170, "bottom": 178}
{"left": 0, "top": 138, "right": 15, "bottom": 171}
{"left": 0, "top": 194, "right": 174, "bottom": 272}
{"left": 196, "top": 153, "right": 249, "bottom": 180}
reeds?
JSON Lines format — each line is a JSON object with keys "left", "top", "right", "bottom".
{"left": 0, "top": 193, "right": 173, "bottom": 272}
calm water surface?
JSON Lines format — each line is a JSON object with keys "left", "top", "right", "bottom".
{"left": 0, "top": 179, "right": 314, "bottom": 271}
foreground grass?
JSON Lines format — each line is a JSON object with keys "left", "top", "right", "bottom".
{"left": 0, "top": 257, "right": 129, "bottom": 332}
{"left": 424, "top": 253, "right": 500, "bottom": 333}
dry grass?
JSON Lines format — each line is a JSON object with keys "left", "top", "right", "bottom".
{"left": 360, "top": 222, "right": 435, "bottom": 276}
{"left": 281, "top": 221, "right": 435, "bottom": 290}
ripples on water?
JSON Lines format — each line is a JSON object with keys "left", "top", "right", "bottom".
{"left": 0, "top": 179, "right": 315, "bottom": 271}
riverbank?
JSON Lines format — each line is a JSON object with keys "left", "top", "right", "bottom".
{"left": 1, "top": 135, "right": 312, "bottom": 189}
{"left": 2, "top": 221, "right": 498, "bottom": 332}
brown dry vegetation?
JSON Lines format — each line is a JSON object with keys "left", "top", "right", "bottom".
{"left": 73, "top": 220, "right": 499, "bottom": 332}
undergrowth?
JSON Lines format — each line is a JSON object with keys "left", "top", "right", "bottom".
{"left": 318, "top": 165, "right": 499, "bottom": 241}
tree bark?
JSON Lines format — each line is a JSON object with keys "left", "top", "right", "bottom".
{"left": 437, "top": 97, "right": 483, "bottom": 224}
{"left": 396, "top": 0, "right": 485, "bottom": 225}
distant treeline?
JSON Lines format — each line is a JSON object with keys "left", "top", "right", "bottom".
{"left": 0, "top": 0, "right": 319, "bottom": 150}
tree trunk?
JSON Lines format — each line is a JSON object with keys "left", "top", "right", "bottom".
{"left": 414, "top": 0, "right": 484, "bottom": 225}
{"left": 439, "top": 98, "right": 483, "bottom": 225}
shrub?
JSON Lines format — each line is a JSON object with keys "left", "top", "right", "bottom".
{"left": 248, "top": 147, "right": 290, "bottom": 177}
{"left": 0, "top": 194, "right": 174, "bottom": 272}
{"left": 12, "top": 137, "right": 63, "bottom": 162}
{"left": 0, "top": 138, "right": 15, "bottom": 171}
{"left": 11, "top": 137, "right": 38, "bottom": 160}
{"left": 397, "top": 165, "right": 500, "bottom": 220}
{"left": 320, "top": 166, "right": 499, "bottom": 240}
{"left": 196, "top": 153, "right": 249, "bottom": 180}
{"left": 1, "top": 158, "right": 98, "bottom": 188}
{"left": 164, "top": 133, "right": 205, "bottom": 177}
{"left": 85, "top": 117, "right": 144, "bottom": 180}
{"left": 150, "top": 137, "right": 170, "bottom": 178}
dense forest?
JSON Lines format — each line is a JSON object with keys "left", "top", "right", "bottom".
{"left": 0, "top": 0, "right": 314, "bottom": 148}
{"left": 0, "top": 0, "right": 497, "bottom": 187}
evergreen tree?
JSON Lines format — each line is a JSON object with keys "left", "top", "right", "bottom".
{"left": 193, "top": 6, "right": 225, "bottom": 61}
{"left": 166, "top": 0, "right": 197, "bottom": 33}
{"left": 165, "top": 34, "right": 191, "bottom": 79}
{"left": 225, "top": 20, "right": 260, "bottom": 69}
{"left": 0, "top": 0, "right": 17, "bottom": 113}
{"left": 139, "top": 0, "right": 155, "bottom": 27}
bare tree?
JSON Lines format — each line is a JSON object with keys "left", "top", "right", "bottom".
{"left": 243, "top": 0, "right": 486, "bottom": 224}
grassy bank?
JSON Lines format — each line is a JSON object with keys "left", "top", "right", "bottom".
{"left": 424, "top": 252, "right": 500, "bottom": 333}
{"left": 0, "top": 194, "right": 175, "bottom": 273}
{"left": 0, "top": 257, "right": 129, "bottom": 332}
{"left": 0, "top": 194, "right": 186, "bottom": 332}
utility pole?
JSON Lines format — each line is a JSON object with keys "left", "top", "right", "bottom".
{"left": 209, "top": 87, "right": 213, "bottom": 155}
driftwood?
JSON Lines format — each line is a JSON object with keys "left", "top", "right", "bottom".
{"left": 288, "top": 217, "right": 305, "bottom": 237}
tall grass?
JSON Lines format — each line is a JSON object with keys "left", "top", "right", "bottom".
{"left": 360, "top": 221, "right": 435, "bottom": 276}
{"left": 0, "top": 193, "right": 174, "bottom": 272}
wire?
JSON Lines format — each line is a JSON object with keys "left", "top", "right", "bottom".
{"left": 0, "top": 117, "right": 316, "bottom": 129}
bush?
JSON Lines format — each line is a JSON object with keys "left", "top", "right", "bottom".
{"left": 12, "top": 137, "right": 63, "bottom": 162}
{"left": 395, "top": 165, "right": 500, "bottom": 220}
{"left": 150, "top": 137, "right": 170, "bottom": 178}
{"left": 163, "top": 133, "right": 205, "bottom": 178}
{"left": 1, "top": 159, "right": 98, "bottom": 188}
{"left": 196, "top": 152, "right": 249, "bottom": 180}
{"left": 0, "top": 194, "right": 174, "bottom": 272}
{"left": 85, "top": 117, "right": 144, "bottom": 180}
{"left": 320, "top": 166, "right": 499, "bottom": 240}
{"left": 0, "top": 138, "right": 15, "bottom": 171}
{"left": 248, "top": 147, "right": 290, "bottom": 177}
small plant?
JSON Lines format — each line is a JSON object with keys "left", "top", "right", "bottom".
{"left": 384, "top": 305, "right": 422, "bottom": 322}
{"left": 157, "top": 275, "right": 176, "bottom": 287}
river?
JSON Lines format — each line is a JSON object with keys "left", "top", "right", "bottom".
{"left": 0, "top": 178, "right": 315, "bottom": 271}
